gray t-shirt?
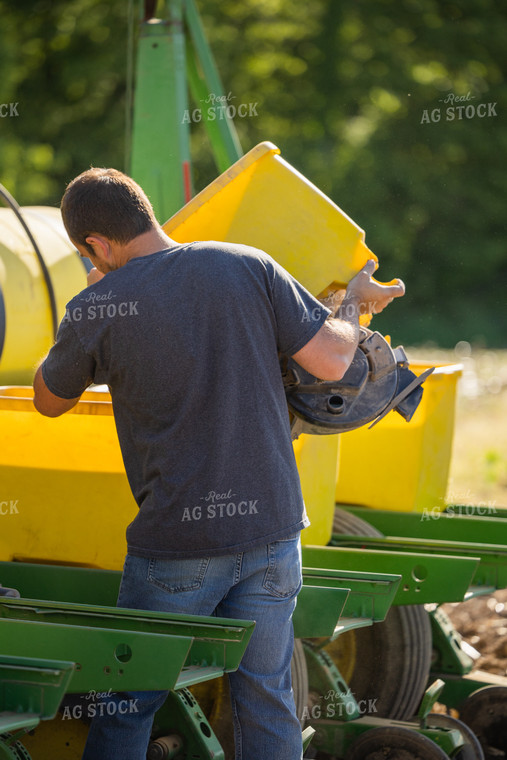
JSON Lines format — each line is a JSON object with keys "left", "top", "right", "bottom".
{"left": 42, "top": 241, "right": 329, "bottom": 558}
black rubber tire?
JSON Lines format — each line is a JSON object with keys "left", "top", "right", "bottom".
{"left": 345, "top": 726, "right": 449, "bottom": 760}
{"left": 459, "top": 685, "right": 507, "bottom": 760}
{"left": 333, "top": 507, "right": 385, "bottom": 537}
{"left": 328, "top": 508, "right": 433, "bottom": 720}
{"left": 293, "top": 637, "right": 310, "bottom": 726}
{"left": 426, "top": 713, "right": 485, "bottom": 760}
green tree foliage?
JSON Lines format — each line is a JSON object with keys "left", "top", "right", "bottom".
{"left": 0, "top": 0, "right": 505, "bottom": 345}
{"left": 198, "top": 0, "right": 507, "bottom": 346}
{"left": 0, "top": 0, "right": 127, "bottom": 204}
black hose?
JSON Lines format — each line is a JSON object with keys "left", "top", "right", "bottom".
{"left": 0, "top": 284, "right": 5, "bottom": 363}
{"left": 0, "top": 182, "right": 59, "bottom": 340}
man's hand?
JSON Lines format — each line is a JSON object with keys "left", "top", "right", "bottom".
{"left": 291, "top": 260, "right": 405, "bottom": 382}
{"left": 345, "top": 259, "right": 405, "bottom": 314}
{"left": 87, "top": 267, "right": 105, "bottom": 286}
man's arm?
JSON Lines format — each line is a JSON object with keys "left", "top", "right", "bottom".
{"left": 32, "top": 267, "right": 105, "bottom": 417}
{"left": 291, "top": 295, "right": 361, "bottom": 380}
{"left": 292, "top": 260, "right": 405, "bottom": 381}
{"left": 33, "top": 365, "right": 82, "bottom": 417}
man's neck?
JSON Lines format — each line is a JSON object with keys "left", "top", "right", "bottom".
{"left": 118, "top": 227, "right": 179, "bottom": 265}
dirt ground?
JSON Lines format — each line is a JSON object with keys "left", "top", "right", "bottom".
{"left": 443, "top": 589, "right": 507, "bottom": 678}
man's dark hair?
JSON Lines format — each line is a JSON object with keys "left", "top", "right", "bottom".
{"left": 61, "top": 168, "right": 157, "bottom": 254}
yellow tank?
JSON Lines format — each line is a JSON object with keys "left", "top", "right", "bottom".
{"left": 0, "top": 385, "right": 338, "bottom": 566}
{"left": 0, "top": 386, "right": 136, "bottom": 569}
{"left": 0, "top": 206, "right": 87, "bottom": 384}
{"left": 163, "top": 141, "right": 376, "bottom": 298}
{"left": 335, "top": 361, "right": 462, "bottom": 512}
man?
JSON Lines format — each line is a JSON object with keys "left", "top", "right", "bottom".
{"left": 33, "top": 167, "right": 404, "bottom": 760}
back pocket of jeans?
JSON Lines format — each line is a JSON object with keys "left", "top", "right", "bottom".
{"left": 262, "top": 534, "right": 302, "bottom": 598}
{"left": 147, "top": 556, "right": 210, "bottom": 593}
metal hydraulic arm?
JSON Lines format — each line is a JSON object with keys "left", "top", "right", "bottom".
{"left": 128, "top": 0, "right": 242, "bottom": 221}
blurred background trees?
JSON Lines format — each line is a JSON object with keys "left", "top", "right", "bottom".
{"left": 1, "top": 0, "right": 505, "bottom": 346}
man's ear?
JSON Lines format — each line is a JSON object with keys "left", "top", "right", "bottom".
{"left": 85, "top": 235, "right": 112, "bottom": 263}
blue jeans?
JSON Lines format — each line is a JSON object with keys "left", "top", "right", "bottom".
{"left": 82, "top": 534, "right": 303, "bottom": 760}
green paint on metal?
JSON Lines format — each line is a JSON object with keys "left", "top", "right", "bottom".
{"left": 0, "top": 655, "right": 74, "bottom": 721}
{"left": 302, "top": 568, "right": 401, "bottom": 626}
{"left": 302, "top": 726, "right": 316, "bottom": 753}
{"left": 303, "top": 644, "right": 360, "bottom": 724}
{"left": 447, "top": 504, "right": 507, "bottom": 520}
{"left": 0, "top": 561, "right": 398, "bottom": 641}
{"left": 330, "top": 534, "right": 507, "bottom": 591}
{"left": 463, "top": 585, "right": 496, "bottom": 600}
{"left": 0, "top": 594, "right": 254, "bottom": 694}
{"left": 0, "top": 713, "right": 39, "bottom": 737}
{"left": 342, "top": 505, "right": 507, "bottom": 546}
{"left": 303, "top": 546, "right": 478, "bottom": 605}
{"left": 296, "top": 715, "right": 464, "bottom": 758}
{"left": 294, "top": 586, "right": 349, "bottom": 638}
{"left": 129, "top": 0, "right": 243, "bottom": 222}
{"left": 152, "top": 688, "right": 225, "bottom": 760}
{"left": 428, "top": 607, "right": 474, "bottom": 676}
{"left": 434, "top": 672, "right": 507, "bottom": 709}
{"left": 184, "top": 0, "right": 242, "bottom": 171}
{"left": 0, "top": 562, "right": 121, "bottom": 607}
{"left": 130, "top": 2, "right": 192, "bottom": 221}
{"left": 0, "top": 616, "right": 193, "bottom": 694}
{"left": 417, "top": 679, "right": 445, "bottom": 722}
{"left": 417, "top": 727, "right": 464, "bottom": 756}
{"left": 0, "top": 731, "right": 34, "bottom": 760}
